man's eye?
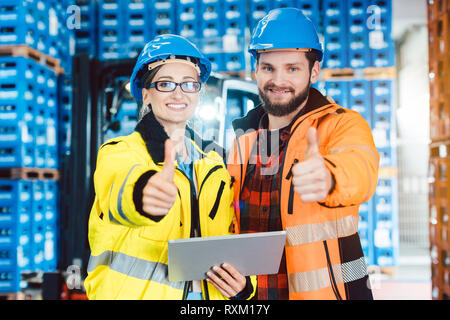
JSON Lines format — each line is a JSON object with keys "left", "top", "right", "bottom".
{"left": 289, "top": 67, "right": 298, "bottom": 72}
{"left": 262, "top": 66, "right": 272, "bottom": 71}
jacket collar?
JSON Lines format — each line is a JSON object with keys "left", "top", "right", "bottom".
{"left": 231, "top": 87, "right": 333, "bottom": 135}
{"left": 134, "top": 109, "right": 223, "bottom": 163}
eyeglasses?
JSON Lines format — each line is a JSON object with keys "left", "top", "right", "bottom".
{"left": 147, "top": 81, "right": 201, "bottom": 93}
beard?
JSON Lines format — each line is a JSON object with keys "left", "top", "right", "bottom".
{"left": 259, "top": 81, "right": 311, "bottom": 117}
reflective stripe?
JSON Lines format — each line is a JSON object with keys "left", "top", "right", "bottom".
{"left": 87, "top": 250, "right": 185, "bottom": 290}
{"left": 288, "top": 257, "right": 368, "bottom": 294}
{"left": 116, "top": 164, "right": 141, "bottom": 226}
{"left": 329, "top": 144, "right": 378, "bottom": 166}
{"left": 286, "top": 215, "right": 359, "bottom": 246}
{"left": 108, "top": 183, "right": 121, "bottom": 225}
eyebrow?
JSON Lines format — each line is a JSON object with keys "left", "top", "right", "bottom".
{"left": 156, "top": 75, "right": 197, "bottom": 81}
{"left": 260, "top": 62, "right": 305, "bottom": 67}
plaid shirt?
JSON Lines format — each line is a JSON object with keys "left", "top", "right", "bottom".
{"left": 239, "top": 114, "right": 291, "bottom": 300}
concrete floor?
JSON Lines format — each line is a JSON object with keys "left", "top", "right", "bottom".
{"left": 370, "top": 246, "right": 432, "bottom": 300}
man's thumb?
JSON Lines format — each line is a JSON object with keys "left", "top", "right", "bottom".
{"left": 305, "top": 127, "right": 320, "bottom": 159}
{"left": 161, "top": 139, "right": 176, "bottom": 180}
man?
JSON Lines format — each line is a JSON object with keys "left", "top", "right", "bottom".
{"left": 227, "top": 8, "right": 379, "bottom": 300}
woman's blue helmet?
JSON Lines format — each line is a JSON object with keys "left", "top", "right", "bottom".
{"left": 249, "top": 7, "right": 323, "bottom": 62}
{"left": 130, "top": 34, "right": 211, "bottom": 102}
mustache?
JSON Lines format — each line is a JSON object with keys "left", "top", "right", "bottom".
{"left": 263, "top": 84, "right": 295, "bottom": 92}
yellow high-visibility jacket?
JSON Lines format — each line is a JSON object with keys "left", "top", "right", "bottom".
{"left": 85, "top": 111, "right": 256, "bottom": 300}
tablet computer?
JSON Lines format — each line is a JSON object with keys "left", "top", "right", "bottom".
{"left": 167, "top": 231, "right": 286, "bottom": 282}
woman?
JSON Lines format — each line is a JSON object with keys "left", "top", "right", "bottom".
{"left": 84, "top": 34, "right": 256, "bottom": 300}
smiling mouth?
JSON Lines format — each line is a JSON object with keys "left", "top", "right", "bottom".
{"left": 166, "top": 103, "right": 188, "bottom": 110}
{"left": 266, "top": 88, "right": 293, "bottom": 96}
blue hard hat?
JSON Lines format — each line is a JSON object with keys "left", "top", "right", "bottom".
{"left": 130, "top": 34, "right": 211, "bottom": 102}
{"left": 249, "top": 7, "right": 323, "bottom": 62}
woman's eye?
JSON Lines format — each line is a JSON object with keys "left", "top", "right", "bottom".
{"left": 160, "top": 81, "right": 172, "bottom": 87}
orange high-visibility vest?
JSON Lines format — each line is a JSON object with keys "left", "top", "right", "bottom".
{"left": 227, "top": 89, "right": 379, "bottom": 300}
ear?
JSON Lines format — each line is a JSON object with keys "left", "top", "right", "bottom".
{"left": 310, "top": 60, "right": 320, "bottom": 84}
{"left": 142, "top": 88, "right": 150, "bottom": 105}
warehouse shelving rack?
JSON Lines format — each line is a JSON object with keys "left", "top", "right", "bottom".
{"left": 427, "top": 0, "right": 450, "bottom": 300}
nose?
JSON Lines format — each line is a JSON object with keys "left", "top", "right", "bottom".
{"left": 171, "top": 84, "right": 185, "bottom": 97}
{"left": 270, "top": 70, "right": 289, "bottom": 88}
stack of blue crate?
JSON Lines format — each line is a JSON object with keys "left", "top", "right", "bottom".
{"left": 367, "top": 0, "right": 395, "bottom": 68}
{"left": 348, "top": 79, "right": 372, "bottom": 124}
{"left": 0, "top": 180, "right": 33, "bottom": 293}
{"left": 0, "top": 0, "right": 70, "bottom": 293}
{"left": 198, "top": 0, "right": 224, "bottom": 70}
{"left": 176, "top": 0, "right": 200, "bottom": 41}
{"left": 58, "top": 74, "right": 73, "bottom": 156}
{"left": 151, "top": 0, "right": 176, "bottom": 36}
{"left": 348, "top": 0, "right": 370, "bottom": 69}
{"left": 295, "top": 0, "right": 320, "bottom": 32}
{"left": 222, "top": 0, "right": 246, "bottom": 72}
{"left": 98, "top": 0, "right": 123, "bottom": 60}
{"left": 0, "top": 0, "right": 47, "bottom": 53}
{"left": 322, "top": 0, "right": 348, "bottom": 69}
{"left": 29, "top": 180, "right": 59, "bottom": 273}
{"left": 125, "top": 0, "right": 151, "bottom": 59}
{"left": 371, "top": 79, "right": 398, "bottom": 267}
{"left": 74, "top": 0, "right": 97, "bottom": 57}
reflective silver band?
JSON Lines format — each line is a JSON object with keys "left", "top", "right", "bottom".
{"left": 116, "top": 164, "right": 141, "bottom": 226}
{"left": 285, "top": 215, "right": 359, "bottom": 246}
{"left": 288, "top": 257, "right": 368, "bottom": 294}
{"left": 87, "top": 250, "right": 184, "bottom": 290}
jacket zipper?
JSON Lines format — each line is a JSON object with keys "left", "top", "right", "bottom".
{"left": 175, "top": 168, "right": 201, "bottom": 300}
{"left": 286, "top": 159, "right": 298, "bottom": 215}
{"left": 323, "top": 240, "right": 343, "bottom": 300}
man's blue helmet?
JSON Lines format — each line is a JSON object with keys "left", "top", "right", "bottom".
{"left": 130, "top": 34, "right": 211, "bottom": 102}
{"left": 249, "top": 7, "right": 323, "bottom": 61}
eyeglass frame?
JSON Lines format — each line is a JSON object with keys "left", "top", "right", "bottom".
{"left": 146, "top": 80, "right": 202, "bottom": 93}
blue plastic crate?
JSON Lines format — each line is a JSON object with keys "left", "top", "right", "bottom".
{"left": 0, "top": 180, "right": 32, "bottom": 280}
{"left": 223, "top": 1, "right": 246, "bottom": 37}
{"left": 0, "top": 180, "right": 32, "bottom": 227}
{"left": 43, "top": 181, "right": 58, "bottom": 225}
{"left": 0, "top": 267, "right": 21, "bottom": 293}
{"left": 42, "top": 223, "right": 58, "bottom": 272}
{"left": 323, "top": 48, "right": 347, "bottom": 69}
{"left": 377, "top": 146, "right": 397, "bottom": 167}
{"left": 0, "top": 144, "right": 35, "bottom": 168}
{"left": 371, "top": 44, "right": 395, "bottom": 68}
{"left": 125, "top": 1, "right": 151, "bottom": 53}
{"left": 348, "top": 2, "right": 370, "bottom": 69}
{"left": 0, "top": 0, "right": 40, "bottom": 48}
{"left": 151, "top": 0, "right": 176, "bottom": 34}
{"left": 374, "top": 247, "right": 397, "bottom": 267}
{"left": 348, "top": 80, "right": 372, "bottom": 122}
{"left": 199, "top": 38, "right": 223, "bottom": 54}
{"left": 323, "top": 0, "right": 348, "bottom": 19}
{"left": 272, "top": 0, "right": 295, "bottom": 8}
{"left": 0, "top": 122, "right": 34, "bottom": 147}
{"left": 249, "top": 0, "right": 271, "bottom": 30}
{"left": 323, "top": 81, "right": 349, "bottom": 107}
{"left": 203, "top": 52, "right": 224, "bottom": 72}
{"left": 224, "top": 52, "right": 245, "bottom": 72}
{"left": 177, "top": 21, "right": 200, "bottom": 40}
{"left": 296, "top": 0, "right": 320, "bottom": 30}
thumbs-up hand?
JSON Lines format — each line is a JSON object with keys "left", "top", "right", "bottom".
{"left": 142, "top": 139, "right": 178, "bottom": 217}
{"left": 291, "top": 127, "right": 333, "bottom": 202}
